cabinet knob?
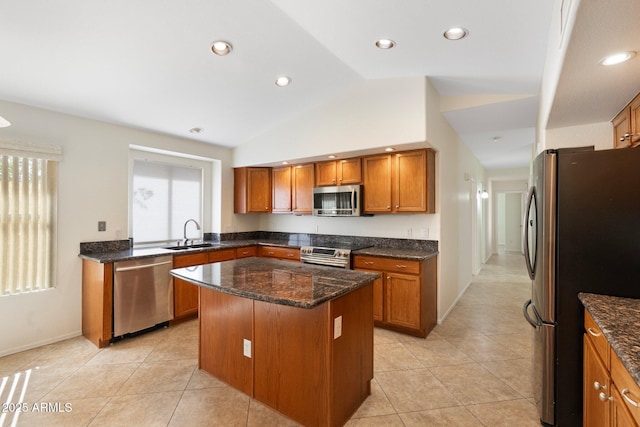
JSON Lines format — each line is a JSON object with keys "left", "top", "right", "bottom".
{"left": 387, "top": 276, "right": 391, "bottom": 280}
{"left": 593, "top": 381, "right": 606, "bottom": 391}
{"left": 598, "top": 392, "right": 612, "bottom": 402}
{"left": 387, "top": 206, "right": 391, "bottom": 210}
{"left": 395, "top": 205, "right": 399, "bottom": 209}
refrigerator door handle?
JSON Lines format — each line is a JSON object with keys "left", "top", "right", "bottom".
{"left": 523, "top": 299, "right": 540, "bottom": 329}
{"left": 523, "top": 186, "right": 537, "bottom": 280}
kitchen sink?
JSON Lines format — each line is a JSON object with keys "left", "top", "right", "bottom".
{"left": 163, "top": 243, "right": 221, "bottom": 251}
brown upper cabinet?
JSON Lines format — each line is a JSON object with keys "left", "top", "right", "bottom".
{"left": 612, "top": 92, "right": 640, "bottom": 148}
{"left": 234, "top": 167, "right": 272, "bottom": 213}
{"left": 272, "top": 166, "right": 292, "bottom": 213}
{"left": 292, "top": 164, "right": 314, "bottom": 214}
{"left": 363, "top": 149, "right": 435, "bottom": 214}
{"left": 315, "top": 158, "right": 362, "bottom": 186}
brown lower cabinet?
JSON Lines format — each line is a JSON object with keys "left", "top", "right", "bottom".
{"left": 258, "top": 245, "right": 300, "bottom": 261}
{"left": 82, "top": 245, "right": 299, "bottom": 347}
{"left": 199, "top": 281, "right": 373, "bottom": 427}
{"left": 173, "top": 249, "right": 235, "bottom": 321}
{"left": 81, "top": 259, "right": 113, "bottom": 348}
{"left": 583, "top": 310, "right": 640, "bottom": 427}
{"left": 353, "top": 254, "right": 437, "bottom": 337}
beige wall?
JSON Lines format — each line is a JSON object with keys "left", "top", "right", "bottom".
{"left": 0, "top": 99, "right": 234, "bottom": 356}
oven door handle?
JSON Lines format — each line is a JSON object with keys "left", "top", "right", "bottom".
{"left": 523, "top": 299, "right": 541, "bottom": 329}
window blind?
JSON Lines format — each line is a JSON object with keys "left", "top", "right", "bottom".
{"left": 0, "top": 141, "right": 59, "bottom": 296}
{"left": 132, "top": 159, "right": 202, "bottom": 244}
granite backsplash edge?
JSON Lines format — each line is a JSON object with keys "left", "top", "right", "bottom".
{"left": 80, "top": 232, "right": 438, "bottom": 254}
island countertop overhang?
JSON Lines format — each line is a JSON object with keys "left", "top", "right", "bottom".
{"left": 170, "top": 257, "right": 380, "bottom": 309}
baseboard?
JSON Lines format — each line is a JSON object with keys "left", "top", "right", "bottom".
{"left": 1, "top": 330, "right": 83, "bottom": 358}
{"left": 437, "top": 279, "right": 473, "bottom": 324}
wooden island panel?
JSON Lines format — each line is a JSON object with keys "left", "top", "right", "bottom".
{"left": 253, "top": 299, "right": 331, "bottom": 426}
{"left": 199, "top": 288, "right": 253, "bottom": 396}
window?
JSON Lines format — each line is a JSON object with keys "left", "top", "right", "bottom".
{"left": 131, "top": 159, "right": 203, "bottom": 244}
{"left": 0, "top": 141, "right": 59, "bottom": 296}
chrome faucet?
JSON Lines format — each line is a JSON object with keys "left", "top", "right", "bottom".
{"left": 183, "top": 219, "right": 201, "bottom": 246}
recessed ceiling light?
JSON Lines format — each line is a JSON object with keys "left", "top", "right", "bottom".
{"left": 282, "top": 161, "right": 289, "bottom": 165}
{"left": 328, "top": 155, "right": 336, "bottom": 159}
{"left": 443, "top": 27, "right": 468, "bottom": 40}
{"left": 211, "top": 40, "right": 233, "bottom": 56}
{"left": 600, "top": 51, "right": 636, "bottom": 66}
{"left": 275, "top": 76, "right": 291, "bottom": 87}
{"left": 385, "top": 147, "right": 395, "bottom": 152}
{"left": 375, "top": 39, "right": 396, "bottom": 49}
{"left": 0, "top": 115, "right": 10, "bottom": 128}
{"left": 189, "top": 127, "right": 203, "bottom": 134}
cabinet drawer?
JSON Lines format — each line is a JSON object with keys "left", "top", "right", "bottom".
{"left": 236, "top": 246, "right": 258, "bottom": 258}
{"left": 174, "top": 252, "right": 209, "bottom": 268}
{"left": 585, "top": 310, "right": 610, "bottom": 367}
{"left": 259, "top": 246, "right": 300, "bottom": 261}
{"left": 353, "top": 255, "right": 420, "bottom": 275}
{"left": 209, "top": 249, "right": 235, "bottom": 263}
{"left": 611, "top": 350, "right": 640, "bottom": 423}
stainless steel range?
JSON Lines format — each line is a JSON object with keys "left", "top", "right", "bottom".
{"left": 300, "top": 243, "right": 371, "bottom": 269}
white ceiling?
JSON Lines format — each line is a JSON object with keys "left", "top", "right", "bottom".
{"left": 0, "top": 1, "right": 637, "bottom": 170}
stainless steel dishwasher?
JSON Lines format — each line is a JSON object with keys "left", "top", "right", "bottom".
{"left": 113, "top": 255, "right": 174, "bottom": 337}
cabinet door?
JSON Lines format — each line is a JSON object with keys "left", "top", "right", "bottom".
{"left": 209, "top": 249, "right": 235, "bottom": 263}
{"left": 584, "top": 334, "right": 611, "bottom": 427}
{"left": 247, "top": 168, "right": 272, "bottom": 213}
{"left": 338, "top": 158, "right": 362, "bottom": 185}
{"left": 395, "top": 150, "right": 427, "bottom": 212}
{"left": 363, "top": 154, "right": 392, "bottom": 213}
{"left": 236, "top": 246, "right": 258, "bottom": 258}
{"left": 630, "top": 95, "right": 640, "bottom": 147}
{"left": 292, "top": 164, "right": 314, "bottom": 214}
{"left": 385, "top": 272, "right": 421, "bottom": 330}
{"left": 315, "top": 161, "right": 337, "bottom": 186}
{"left": 611, "top": 385, "right": 638, "bottom": 427}
{"left": 272, "top": 166, "right": 292, "bottom": 213}
{"left": 613, "top": 108, "right": 632, "bottom": 149}
{"left": 259, "top": 246, "right": 300, "bottom": 261}
{"left": 354, "top": 267, "right": 384, "bottom": 322}
{"left": 173, "top": 252, "right": 209, "bottom": 319}
{"left": 234, "top": 167, "right": 272, "bottom": 213}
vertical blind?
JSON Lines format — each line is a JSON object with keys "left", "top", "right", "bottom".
{"left": 0, "top": 141, "right": 59, "bottom": 296}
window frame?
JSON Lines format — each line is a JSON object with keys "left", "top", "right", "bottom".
{"left": 129, "top": 147, "right": 213, "bottom": 246}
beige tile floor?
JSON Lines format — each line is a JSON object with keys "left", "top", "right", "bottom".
{"left": 0, "top": 252, "right": 539, "bottom": 426}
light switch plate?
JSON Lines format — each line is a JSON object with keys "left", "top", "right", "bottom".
{"left": 98, "top": 221, "right": 106, "bottom": 232}
{"left": 243, "top": 339, "right": 251, "bottom": 358}
{"left": 334, "top": 316, "right": 342, "bottom": 339}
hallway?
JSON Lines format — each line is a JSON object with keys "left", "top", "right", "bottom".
{"left": 0, "top": 253, "right": 539, "bottom": 426}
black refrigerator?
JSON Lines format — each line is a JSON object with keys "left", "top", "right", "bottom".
{"left": 522, "top": 146, "right": 640, "bottom": 426}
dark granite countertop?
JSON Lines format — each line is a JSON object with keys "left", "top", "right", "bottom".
{"left": 171, "top": 257, "right": 380, "bottom": 309}
{"left": 353, "top": 246, "right": 438, "bottom": 261}
{"left": 579, "top": 293, "right": 640, "bottom": 386}
{"left": 79, "top": 239, "right": 438, "bottom": 263}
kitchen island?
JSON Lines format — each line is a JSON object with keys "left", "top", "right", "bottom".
{"left": 171, "top": 257, "right": 379, "bottom": 427}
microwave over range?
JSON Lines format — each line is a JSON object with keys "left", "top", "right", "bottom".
{"left": 313, "top": 185, "right": 362, "bottom": 217}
